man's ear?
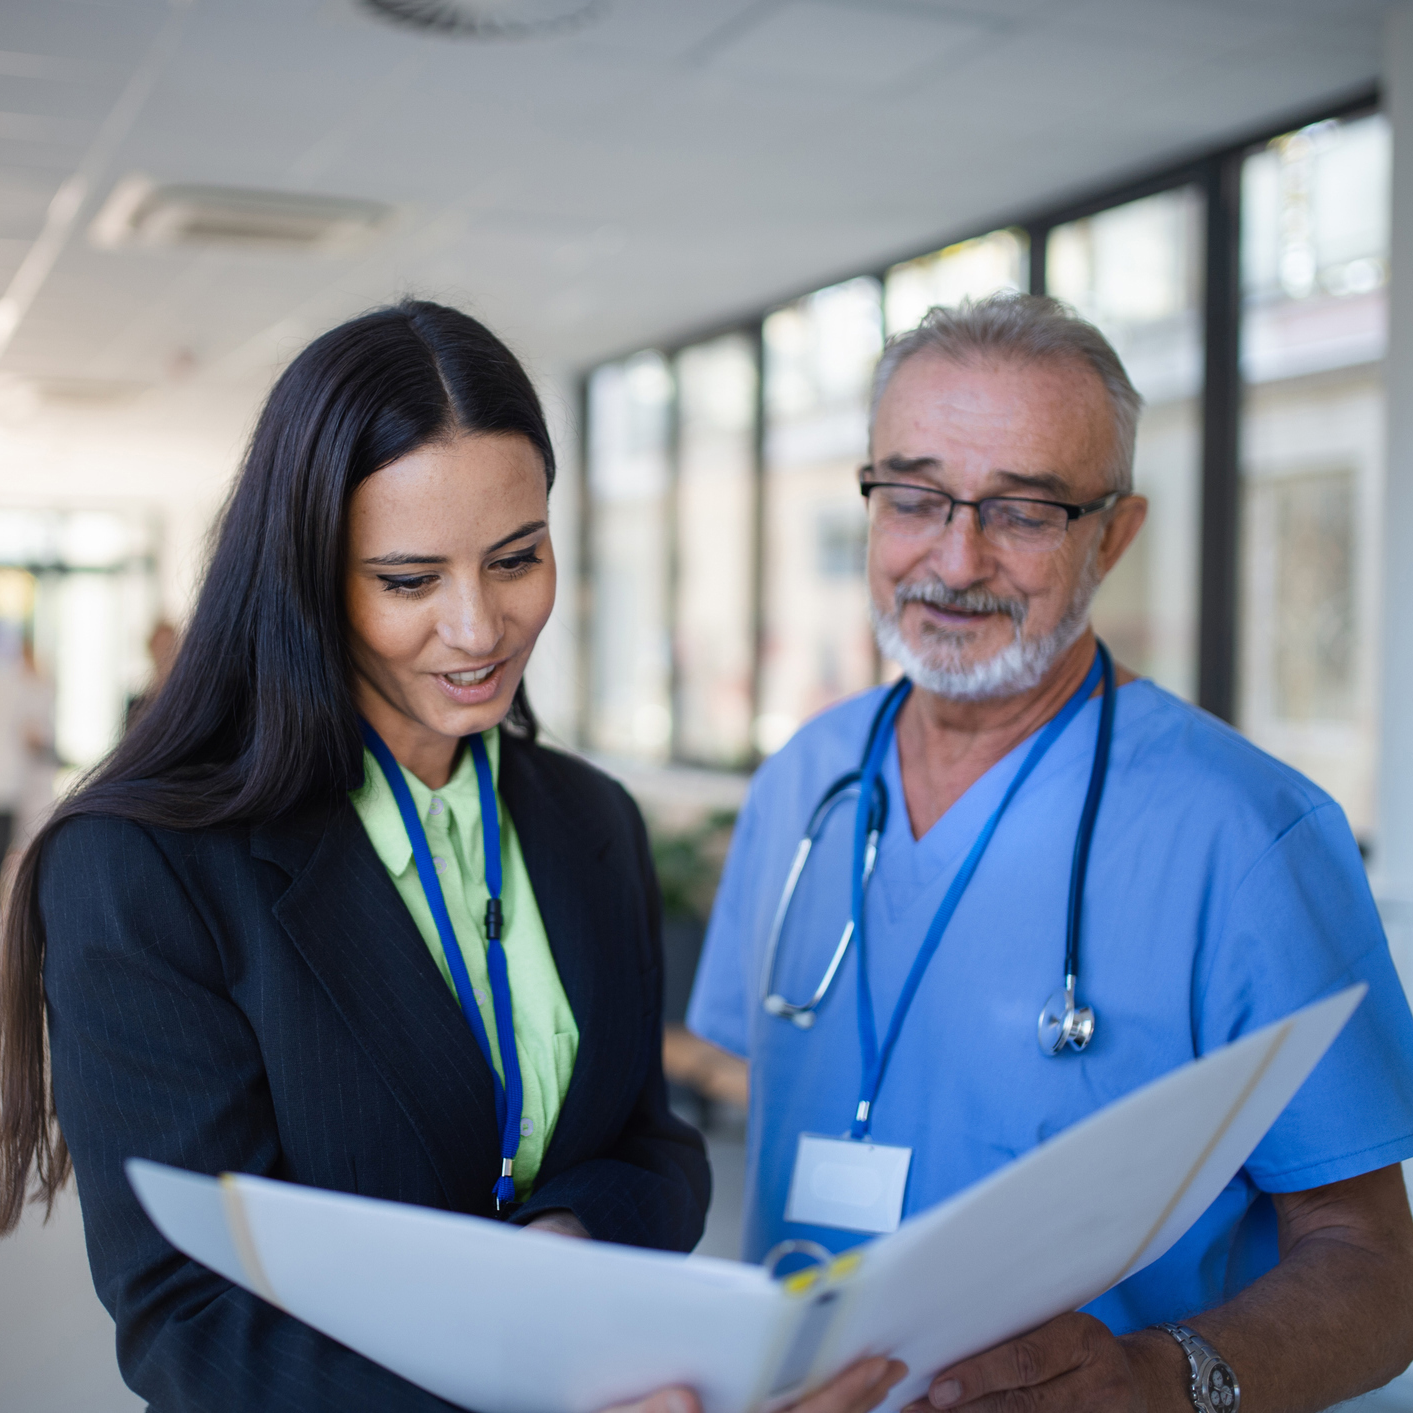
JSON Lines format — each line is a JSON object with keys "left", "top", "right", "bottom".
{"left": 1096, "top": 495, "right": 1148, "bottom": 576}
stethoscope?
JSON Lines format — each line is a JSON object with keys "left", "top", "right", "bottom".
{"left": 760, "top": 641, "right": 1116, "bottom": 1057}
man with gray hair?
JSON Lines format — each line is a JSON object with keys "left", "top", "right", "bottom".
{"left": 688, "top": 294, "right": 1413, "bottom": 1412}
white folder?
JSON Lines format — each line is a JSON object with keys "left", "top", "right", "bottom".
{"left": 128, "top": 985, "right": 1364, "bottom": 1413}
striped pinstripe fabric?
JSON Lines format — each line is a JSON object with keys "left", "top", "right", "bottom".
{"left": 41, "top": 737, "right": 709, "bottom": 1411}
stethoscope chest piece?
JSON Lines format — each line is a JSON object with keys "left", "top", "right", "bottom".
{"left": 1038, "top": 981, "right": 1095, "bottom": 1056}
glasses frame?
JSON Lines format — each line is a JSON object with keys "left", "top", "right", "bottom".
{"left": 859, "top": 472, "right": 1121, "bottom": 549}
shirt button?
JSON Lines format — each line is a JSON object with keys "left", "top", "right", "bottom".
{"left": 432, "top": 856, "right": 448, "bottom": 874}
{"left": 520, "top": 1117, "right": 535, "bottom": 1137}
{"left": 429, "top": 798, "right": 445, "bottom": 816}
{"left": 472, "top": 986, "right": 488, "bottom": 1006}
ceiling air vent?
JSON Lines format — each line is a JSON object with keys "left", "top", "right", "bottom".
{"left": 360, "top": 0, "right": 603, "bottom": 38}
{"left": 90, "top": 177, "right": 392, "bottom": 255}
{"left": 33, "top": 378, "right": 150, "bottom": 407}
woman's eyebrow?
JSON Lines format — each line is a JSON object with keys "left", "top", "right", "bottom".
{"left": 362, "top": 521, "right": 547, "bottom": 565}
{"left": 487, "top": 519, "right": 547, "bottom": 552}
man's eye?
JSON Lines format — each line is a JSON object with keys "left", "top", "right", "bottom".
{"left": 988, "top": 502, "right": 1050, "bottom": 529}
{"left": 983, "top": 505, "right": 1062, "bottom": 531}
{"left": 886, "top": 491, "right": 937, "bottom": 516}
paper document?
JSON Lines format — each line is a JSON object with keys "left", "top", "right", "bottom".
{"left": 128, "top": 985, "right": 1363, "bottom": 1413}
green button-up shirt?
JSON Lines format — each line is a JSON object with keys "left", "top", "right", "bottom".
{"left": 349, "top": 728, "right": 578, "bottom": 1198}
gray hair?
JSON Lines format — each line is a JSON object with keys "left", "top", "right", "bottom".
{"left": 870, "top": 292, "right": 1144, "bottom": 494}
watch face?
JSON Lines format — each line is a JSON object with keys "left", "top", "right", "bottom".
{"left": 1203, "top": 1362, "right": 1238, "bottom": 1410}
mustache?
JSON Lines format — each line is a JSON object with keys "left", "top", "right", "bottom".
{"left": 893, "top": 579, "right": 1027, "bottom": 626}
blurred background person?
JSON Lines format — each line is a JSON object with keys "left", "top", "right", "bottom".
{"left": 0, "top": 634, "right": 56, "bottom": 866}
{"left": 0, "top": 625, "right": 26, "bottom": 862}
{"left": 123, "top": 620, "right": 179, "bottom": 732}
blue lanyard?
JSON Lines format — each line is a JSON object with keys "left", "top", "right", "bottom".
{"left": 849, "top": 650, "right": 1107, "bottom": 1140}
{"left": 359, "top": 721, "right": 523, "bottom": 1209}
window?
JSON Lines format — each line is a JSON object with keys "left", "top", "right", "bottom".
{"left": 1238, "top": 114, "right": 1390, "bottom": 838}
{"left": 0, "top": 507, "right": 160, "bottom": 769}
{"left": 585, "top": 352, "right": 673, "bottom": 760}
{"left": 884, "top": 228, "right": 1027, "bottom": 335}
{"left": 674, "top": 334, "right": 758, "bottom": 768}
{"left": 1048, "top": 187, "right": 1204, "bottom": 700}
{"left": 756, "top": 278, "right": 883, "bottom": 755}
{"left": 580, "top": 95, "right": 1386, "bottom": 829}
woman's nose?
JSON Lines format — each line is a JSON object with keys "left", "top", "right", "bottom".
{"left": 437, "top": 583, "right": 502, "bottom": 656}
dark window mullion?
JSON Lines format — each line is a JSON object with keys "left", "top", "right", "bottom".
{"left": 1198, "top": 153, "right": 1244, "bottom": 723}
{"left": 749, "top": 320, "right": 767, "bottom": 765}
{"left": 1027, "top": 225, "right": 1049, "bottom": 297}
{"left": 665, "top": 357, "right": 684, "bottom": 763}
{"left": 575, "top": 373, "right": 594, "bottom": 749}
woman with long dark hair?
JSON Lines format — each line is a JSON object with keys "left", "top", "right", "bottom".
{"left": 0, "top": 300, "right": 904, "bottom": 1413}
{"left": 1, "top": 299, "right": 711, "bottom": 1409}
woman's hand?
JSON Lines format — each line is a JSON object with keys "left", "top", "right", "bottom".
{"left": 602, "top": 1356, "right": 908, "bottom": 1413}
{"left": 523, "top": 1209, "right": 591, "bottom": 1239}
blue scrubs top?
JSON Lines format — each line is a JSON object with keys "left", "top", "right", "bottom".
{"left": 687, "top": 679, "right": 1413, "bottom": 1333}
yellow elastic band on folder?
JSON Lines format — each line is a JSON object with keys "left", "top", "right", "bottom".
{"left": 219, "top": 1174, "right": 283, "bottom": 1309}
{"left": 783, "top": 1248, "right": 863, "bottom": 1296}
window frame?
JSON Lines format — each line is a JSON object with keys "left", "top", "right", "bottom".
{"left": 578, "top": 85, "right": 1379, "bottom": 761}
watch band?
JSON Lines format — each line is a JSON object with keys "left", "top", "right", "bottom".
{"left": 1157, "top": 1323, "right": 1240, "bottom": 1413}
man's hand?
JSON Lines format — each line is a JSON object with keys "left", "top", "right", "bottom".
{"left": 900, "top": 1313, "right": 1183, "bottom": 1413}
{"left": 603, "top": 1356, "right": 908, "bottom": 1413}
{"left": 902, "top": 1166, "right": 1413, "bottom": 1413}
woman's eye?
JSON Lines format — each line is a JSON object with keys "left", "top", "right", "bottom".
{"left": 492, "top": 552, "right": 542, "bottom": 576}
{"left": 377, "top": 574, "right": 437, "bottom": 595}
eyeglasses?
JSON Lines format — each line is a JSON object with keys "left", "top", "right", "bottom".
{"left": 859, "top": 472, "right": 1121, "bottom": 553}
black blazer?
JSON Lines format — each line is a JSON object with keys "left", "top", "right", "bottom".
{"left": 40, "top": 735, "right": 710, "bottom": 1413}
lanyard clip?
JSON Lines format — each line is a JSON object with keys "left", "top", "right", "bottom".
{"left": 851, "top": 1099, "right": 872, "bottom": 1138}
{"left": 485, "top": 897, "right": 503, "bottom": 941}
{"left": 494, "top": 1157, "right": 515, "bottom": 1212}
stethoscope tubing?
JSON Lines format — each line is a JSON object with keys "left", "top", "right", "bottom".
{"left": 760, "top": 772, "right": 887, "bottom": 1025}
{"left": 761, "top": 645, "right": 1115, "bottom": 1056}
{"left": 1064, "top": 643, "right": 1116, "bottom": 983}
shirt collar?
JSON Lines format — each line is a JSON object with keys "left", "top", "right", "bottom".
{"left": 351, "top": 728, "right": 500, "bottom": 877}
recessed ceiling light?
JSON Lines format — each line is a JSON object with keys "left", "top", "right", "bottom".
{"left": 359, "top": 0, "right": 604, "bottom": 39}
{"left": 89, "top": 176, "right": 393, "bottom": 255}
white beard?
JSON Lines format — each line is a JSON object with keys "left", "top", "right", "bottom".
{"left": 870, "top": 553, "right": 1102, "bottom": 703}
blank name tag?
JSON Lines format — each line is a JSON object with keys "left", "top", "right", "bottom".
{"left": 784, "top": 1133, "right": 912, "bottom": 1234}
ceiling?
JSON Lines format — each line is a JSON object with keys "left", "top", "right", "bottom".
{"left": 0, "top": 0, "right": 1393, "bottom": 404}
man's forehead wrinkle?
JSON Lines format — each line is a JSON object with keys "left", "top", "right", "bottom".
{"left": 874, "top": 456, "right": 1076, "bottom": 499}
{"left": 903, "top": 384, "right": 1026, "bottom": 432}
{"left": 873, "top": 355, "right": 1116, "bottom": 499}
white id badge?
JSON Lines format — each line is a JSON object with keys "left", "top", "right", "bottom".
{"left": 784, "top": 1133, "right": 912, "bottom": 1234}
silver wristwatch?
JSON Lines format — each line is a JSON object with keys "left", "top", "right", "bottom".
{"left": 1157, "top": 1323, "right": 1240, "bottom": 1413}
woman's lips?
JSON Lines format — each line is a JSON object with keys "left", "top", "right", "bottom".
{"left": 432, "top": 660, "right": 507, "bottom": 706}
